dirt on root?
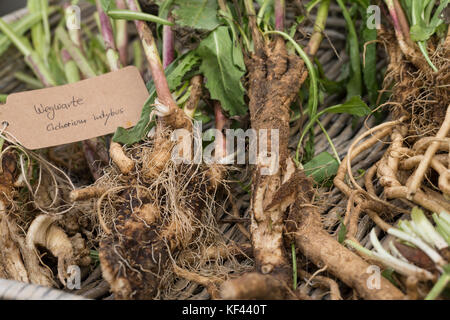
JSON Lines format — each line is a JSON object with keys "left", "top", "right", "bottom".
{"left": 382, "top": 30, "right": 450, "bottom": 139}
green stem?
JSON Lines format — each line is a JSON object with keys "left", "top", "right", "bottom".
{"left": 133, "top": 40, "right": 144, "bottom": 73}
{"left": 14, "top": 72, "right": 44, "bottom": 89}
{"left": 317, "top": 119, "right": 340, "bottom": 164}
{"left": 61, "top": 49, "right": 81, "bottom": 84}
{"left": 40, "top": 0, "right": 51, "bottom": 63}
{"left": 291, "top": 243, "right": 297, "bottom": 290}
{"left": 107, "top": 9, "right": 174, "bottom": 26}
{"left": 0, "top": 18, "right": 32, "bottom": 56}
{"left": 256, "top": 0, "right": 271, "bottom": 26}
{"left": 337, "top": 0, "right": 362, "bottom": 97}
{"left": 56, "top": 27, "right": 97, "bottom": 78}
{"left": 418, "top": 41, "right": 438, "bottom": 72}
{"left": 425, "top": 272, "right": 449, "bottom": 300}
{"left": 0, "top": 18, "right": 56, "bottom": 86}
{"left": 28, "top": 0, "right": 45, "bottom": 61}
{"left": 0, "top": 11, "right": 43, "bottom": 56}
{"left": 115, "top": 0, "right": 129, "bottom": 66}
{"left": 306, "top": 0, "right": 330, "bottom": 56}
{"left": 410, "top": 0, "right": 438, "bottom": 72}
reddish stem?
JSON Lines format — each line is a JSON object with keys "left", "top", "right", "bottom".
{"left": 125, "top": 0, "right": 177, "bottom": 110}
{"left": 275, "top": 0, "right": 285, "bottom": 31}
{"left": 162, "top": 15, "right": 175, "bottom": 69}
{"left": 393, "top": 0, "right": 411, "bottom": 44}
{"left": 214, "top": 101, "right": 227, "bottom": 160}
{"left": 96, "top": 0, "right": 122, "bottom": 71}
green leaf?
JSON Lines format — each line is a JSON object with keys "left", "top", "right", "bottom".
{"left": 100, "top": 0, "right": 114, "bottom": 12}
{"left": 381, "top": 268, "right": 400, "bottom": 287}
{"left": 196, "top": 26, "right": 247, "bottom": 116}
{"left": 303, "top": 152, "right": 339, "bottom": 183}
{"left": 337, "top": 0, "right": 362, "bottom": 99}
{"left": 324, "top": 96, "right": 371, "bottom": 117}
{"left": 410, "top": 23, "right": 436, "bottom": 41}
{"left": 113, "top": 52, "right": 201, "bottom": 145}
{"left": 172, "top": 0, "right": 220, "bottom": 30}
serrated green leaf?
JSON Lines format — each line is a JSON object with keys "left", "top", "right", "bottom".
{"left": 196, "top": 26, "right": 247, "bottom": 116}
{"left": 303, "top": 151, "right": 339, "bottom": 183}
{"left": 113, "top": 52, "right": 201, "bottom": 145}
{"left": 172, "top": 0, "right": 220, "bottom": 30}
{"left": 324, "top": 96, "right": 371, "bottom": 117}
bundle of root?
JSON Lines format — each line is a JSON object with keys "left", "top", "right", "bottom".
{"left": 71, "top": 126, "right": 249, "bottom": 299}
{"left": 333, "top": 26, "right": 450, "bottom": 298}
{"left": 0, "top": 140, "right": 91, "bottom": 288}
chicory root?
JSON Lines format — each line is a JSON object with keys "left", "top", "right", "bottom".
{"left": 26, "top": 215, "right": 74, "bottom": 285}
{"left": 109, "top": 142, "right": 134, "bottom": 174}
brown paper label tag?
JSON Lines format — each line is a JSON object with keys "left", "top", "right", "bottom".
{"left": 0, "top": 66, "right": 149, "bottom": 150}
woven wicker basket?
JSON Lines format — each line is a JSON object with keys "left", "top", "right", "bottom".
{"left": 0, "top": 2, "right": 387, "bottom": 300}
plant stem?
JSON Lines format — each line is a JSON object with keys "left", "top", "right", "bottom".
{"left": 125, "top": 0, "right": 177, "bottom": 110}
{"left": 425, "top": 272, "right": 450, "bottom": 300}
{"left": 337, "top": 0, "right": 362, "bottom": 97}
{"left": 133, "top": 40, "right": 144, "bottom": 73}
{"left": 14, "top": 71, "right": 44, "bottom": 89}
{"left": 107, "top": 9, "right": 174, "bottom": 26}
{"left": 256, "top": 0, "right": 271, "bottom": 26}
{"left": 214, "top": 101, "right": 227, "bottom": 160}
{"left": 274, "top": 0, "right": 285, "bottom": 31}
{"left": 244, "top": 0, "right": 263, "bottom": 53}
{"left": 291, "top": 243, "right": 297, "bottom": 290}
{"left": 0, "top": 94, "right": 7, "bottom": 104}
{"left": 163, "top": 15, "right": 174, "bottom": 69}
{"left": 61, "top": 49, "right": 81, "bottom": 84}
{"left": 317, "top": 120, "right": 340, "bottom": 164}
{"left": 96, "top": 0, "right": 122, "bottom": 71}
{"left": 28, "top": 0, "right": 45, "bottom": 61}
{"left": 0, "top": 18, "right": 56, "bottom": 87}
{"left": 56, "top": 26, "right": 97, "bottom": 78}
{"left": 115, "top": 0, "right": 129, "bottom": 66}
{"left": 0, "top": 11, "right": 46, "bottom": 56}
{"left": 40, "top": 0, "right": 51, "bottom": 60}
{"left": 305, "top": 0, "right": 330, "bottom": 56}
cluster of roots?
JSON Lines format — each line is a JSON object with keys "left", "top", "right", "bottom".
{"left": 0, "top": 144, "right": 93, "bottom": 289}
{"left": 70, "top": 128, "right": 251, "bottom": 299}
{"left": 333, "top": 28, "right": 450, "bottom": 294}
